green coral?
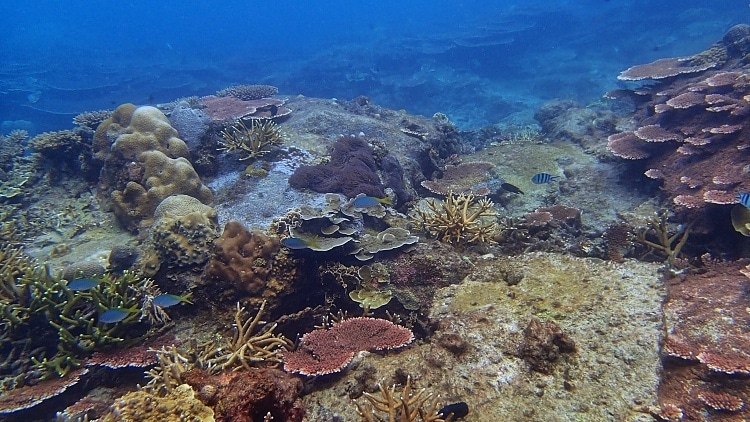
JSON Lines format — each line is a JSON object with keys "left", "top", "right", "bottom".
{"left": 0, "top": 255, "right": 158, "bottom": 378}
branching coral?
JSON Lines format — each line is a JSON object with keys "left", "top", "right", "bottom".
{"left": 218, "top": 119, "right": 285, "bottom": 160}
{"left": 218, "top": 301, "right": 293, "bottom": 370}
{"left": 635, "top": 211, "right": 692, "bottom": 268}
{"left": 412, "top": 193, "right": 498, "bottom": 246}
{"left": 354, "top": 377, "right": 447, "bottom": 422}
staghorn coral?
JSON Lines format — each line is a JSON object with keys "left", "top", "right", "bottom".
{"left": 412, "top": 193, "right": 497, "bottom": 246}
{"left": 218, "top": 119, "right": 285, "bottom": 160}
{"left": 216, "top": 84, "right": 279, "bottom": 100}
{"left": 215, "top": 301, "right": 293, "bottom": 371}
{"left": 634, "top": 211, "right": 691, "bottom": 268}
{"left": 354, "top": 376, "right": 447, "bottom": 422}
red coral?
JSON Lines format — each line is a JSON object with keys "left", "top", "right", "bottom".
{"left": 281, "top": 317, "right": 414, "bottom": 376}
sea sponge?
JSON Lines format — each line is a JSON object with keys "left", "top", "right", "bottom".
{"left": 111, "top": 151, "right": 213, "bottom": 231}
{"left": 203, "top": 221, "right": 281, "bottom": 298}
{"left": 150, "top": 195, "right": 220, "bottom": 268}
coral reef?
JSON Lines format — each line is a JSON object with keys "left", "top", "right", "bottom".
{"left": 216, "top": 84, "right": 279, "bottom": 101}
{"left": 218, "top": 119, "right": 285, "bottom": 161}
{"left": 182, "top": 367, "right": 304, "bottom": 422}
{"left": 149, "top": 195, "right": 220, "bottom": 269}
{"left": 412, "top": 193, "right": 498, "bottom": 246}
{"left": 100, "top": 384, "right": 215, "bottom": 422}
{"left": 202, "top": 221, "right": 287, "bottom": 301}
{"left": 282, "top": 317, "right": 414, "bottom": 376}
{"left": 95, "top": 104, "right": 212, "bottom": 232}
{"left": 289, "top": 134, "right": 386, "bottom": 198}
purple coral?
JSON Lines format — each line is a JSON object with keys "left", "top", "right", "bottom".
{"left": 289, "top": 135, "right": 385, "bottom": 198}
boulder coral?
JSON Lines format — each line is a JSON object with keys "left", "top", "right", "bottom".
{"left": 96, "top": 104, "right": 212, "bottom": 231}
{"left": 202, "top": 222, "right": 291, "bottom": 303}
{"left": 150, "top": 195, "right": 220, "bottom": 268}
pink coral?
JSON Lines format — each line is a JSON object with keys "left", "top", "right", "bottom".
{"left": 281, "top": 317, "right": 413, "bottom": 376}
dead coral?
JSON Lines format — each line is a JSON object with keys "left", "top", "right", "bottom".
{"left": 412, "top": 193, "right": 497, "bottom": 246}
{"left": 219, "top": 119, "right": 285, "bottom": 160}
{"left": 635, "top": 210, "right": 692, "bottom": 268}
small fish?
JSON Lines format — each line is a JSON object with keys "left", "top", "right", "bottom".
{"left": 737, "top": 192, "right": 750, "bottom": 208}
{"left": 99, "top": 307, "right": 134, "bottom": 324}
{"left": 67, "top": 278, "right": 100, "bottom": 291}
{"left": 438, "top": 401, "right": 469, "bottom": 419}
{"left": 352, "top": 195, "right": 392, "bottom": 208}
{"left": 152, "top": 293, "right": 193, "bottom": 308}
{"left": 531, "top": 173, "right": 559, "bottom": 184}
{"left": 281, "top": 236, "right": 320, "bottom": 250}
{"left": 500, "top": 182, "right": 524, "bottom": 195}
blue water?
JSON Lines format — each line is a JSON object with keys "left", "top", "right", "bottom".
{"left": 1, "top": 0, "right": 748, "bottom": 133}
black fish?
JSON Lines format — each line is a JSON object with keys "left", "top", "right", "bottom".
{"left": 438, "top": 401, "right": 469, "bottom": 419}
{"left": 501, "top": 182, "right": 524, "bottom": 195}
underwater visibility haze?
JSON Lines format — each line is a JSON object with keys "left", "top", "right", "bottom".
{"left": 2, "top": 1, "right": 750, "bottom": 421}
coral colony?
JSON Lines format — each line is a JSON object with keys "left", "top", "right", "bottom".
{"left": 4, "top": 24, "right": 750, "bottom": 421}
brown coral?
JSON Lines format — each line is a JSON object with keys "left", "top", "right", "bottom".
{"left": 150, "top": 195, "right": 220, "bottom": 268}
{"left": 203, "top": 221, "right": 281, "bottom": 299}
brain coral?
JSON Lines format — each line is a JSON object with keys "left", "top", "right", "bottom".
{"left": 150, "top": 195, "right": 220, "bottom": 268}
{"left": 203, "top": 221, "right": 283, "bottom": 300}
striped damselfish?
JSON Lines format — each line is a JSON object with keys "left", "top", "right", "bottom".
{"left": 531, "top": 173, "right": 559, "bottom": 184}
{"left": 737, "top": 192, "right": 750, "bottom": 208}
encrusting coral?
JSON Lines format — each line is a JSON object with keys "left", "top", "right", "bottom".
{"left": 100, "top": 384, "right": 215, "bottom": 422}
{"left": 412, "top": 193, "right": 498, "bottom": 246}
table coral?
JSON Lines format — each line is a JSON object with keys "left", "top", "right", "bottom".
{"left": 608, "top": 25, "right": 750, "bottom": 228}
